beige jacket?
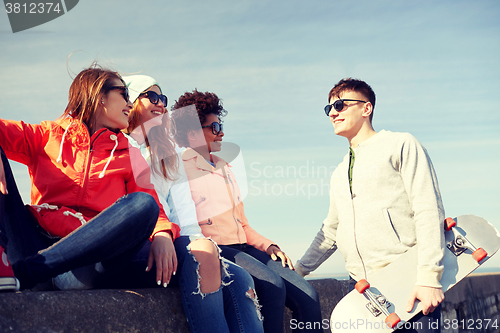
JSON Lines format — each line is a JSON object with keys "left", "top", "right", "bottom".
{"left": 182, "top": 148, "right": 273, "bottom": 252}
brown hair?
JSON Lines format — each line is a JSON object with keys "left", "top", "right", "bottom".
{"left": 328, "top": 78, "right": 376, "bottom": 122}
{"left": 125, "top": 86, "right": 179, "bottom": 181}
{"left": 170, "top": 89, "right": 227, "bottom": 147}
{"left": 61, "top": 64, "right": 123, "bottom": 135}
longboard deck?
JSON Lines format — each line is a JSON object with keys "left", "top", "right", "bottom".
{"left": 330, "top": 215, "right": 500, "bottom": 332}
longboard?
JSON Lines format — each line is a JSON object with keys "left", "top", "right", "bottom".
{"left": 329, "top": 215, "right": 500, "bottom": 332}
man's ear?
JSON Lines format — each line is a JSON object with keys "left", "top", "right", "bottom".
{"left": 362, "top": 102, "right": 373, "bottom": 119}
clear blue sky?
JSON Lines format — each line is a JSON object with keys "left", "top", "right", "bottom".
{"left": 1, "top": 0, "right": 499, "bottom": 276}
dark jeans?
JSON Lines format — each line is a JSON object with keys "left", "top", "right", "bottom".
{"left": 1, "top": 146, "right": 264, "bottom": 332}
{"left": 100, "top": 236, "right": 264, "bottom": 333}
{"left": 348, "top": 278, "right": 441, "bottom": 333}
{"left": 219, "top": 244, "right": 323, "bottom": 333}
{"left": 0, "top": 145, "right": 158, "bottom": 290}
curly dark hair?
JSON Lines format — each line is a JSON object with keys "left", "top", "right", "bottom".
{"left": 171, "top": 89, "right": 227, "bottom": 147}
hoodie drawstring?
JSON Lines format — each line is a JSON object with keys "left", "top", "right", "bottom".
{"left": 99, "top": 134, "right": 119, "bottom": 178}
{"left": 31, "top": 203, "right": 87, "bottom": 225}
{"left": 56, "top": 123, "right": 72, "bottom": 164}
{"left": 63, "top": 211, "right": 87, "bottom": 225}
{"left": 31, "top": 203, "right": 59, "bottom": 213}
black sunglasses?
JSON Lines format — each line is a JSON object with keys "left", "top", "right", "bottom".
{"left": 109, "top": 86, "right": 130, "bottom": 102}
{"left": 202, "top": 122, "right": 223, "bottom": 135}
{"left": 324, "top": 99, "right": 367, "bottom": 116}
{"left": 140, "top": 91, "right": 168, "bottom": 106}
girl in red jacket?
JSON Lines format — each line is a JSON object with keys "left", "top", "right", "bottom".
{"left": 0, "top": 65, "right": 181, "bottom": 292}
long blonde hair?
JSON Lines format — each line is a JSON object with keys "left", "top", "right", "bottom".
{"left": 126, "top": 92, "right": 179, "bottom": 181}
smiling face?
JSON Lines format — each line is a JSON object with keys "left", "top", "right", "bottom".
{"left": 94, "top": 79, "right": 132, "bottom": 133}
{"left": 329, "top": 90, "right": 371, "bottom": 141}
{"left": 202, "top": 113, "right": 224, "bottom": 153}
{"left": 134, "top": 85, "right": 166, "bottom": 127}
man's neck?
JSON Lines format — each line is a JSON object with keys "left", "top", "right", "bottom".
{"left": 348, "top": 124, "right": 377, "bottom": 148}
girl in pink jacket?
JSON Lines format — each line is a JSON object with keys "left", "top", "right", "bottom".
{"left": 171, "top": 90, "right": 323, "bottom": 333}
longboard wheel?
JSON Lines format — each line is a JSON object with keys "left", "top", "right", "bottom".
{"left": 385, "top": 313, "right": 401, "bottom": 328}
{"left": 355, "top": 279, "right": 370, "bottom": 293}
{"left": 444, "top": 217, "right": 456, "bottom": 231}
{"left": 472, "top": 248, "right": 487, "bottom": 262}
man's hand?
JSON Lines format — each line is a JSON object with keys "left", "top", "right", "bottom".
{"left": 0, "top": 157, "right": 7, "bottom": 195}
{"left": 266, "top": 245, "right": 294, "bottom": 270}
{"left": 147, "top": 232, "right": 177, "bottom": 287}
{"left": 407, "top": 285, "right": 444, "bottom": 315}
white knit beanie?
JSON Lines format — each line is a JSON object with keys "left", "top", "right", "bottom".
{"left": 122, "top": 75, "right": 160, "bottom": 103}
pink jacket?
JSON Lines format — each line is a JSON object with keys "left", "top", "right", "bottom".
{"left": 182, "top": 148, "right": 273, "bottom": 252}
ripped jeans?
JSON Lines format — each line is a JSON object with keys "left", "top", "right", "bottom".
{"left": 37, "top": 239, "right": 264, "bottom": 333}
{"left": 219, "top": 244, "right": 323, "bottom": 333}
{"left": 0, "top": 146, "right": 263, "bottom": 333}
{"left": 98, "top": 236, "right": 264, "bottom": 333}
{"left": 174, "top": 237, "right": 264, "bottom": 333}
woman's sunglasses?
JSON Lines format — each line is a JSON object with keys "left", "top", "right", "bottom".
{"left": 109, "top": 86, "right": 130, "bottom": 102}
{"left": 202, "top": 122, "right": 223, "bottom": 135}
{"left": 324, "top": 99, "right": 367, "bottom": 116}
{"left": 140, "top": 91, "right": 168, "bottom": 106}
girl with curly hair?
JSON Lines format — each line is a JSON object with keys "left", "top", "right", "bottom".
{"left": 170, "top": 89, "right": 323, "bottom": 333}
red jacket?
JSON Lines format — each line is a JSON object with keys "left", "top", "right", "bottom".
{"left": 0, "top": 118, "right": 180, "bottom": 240}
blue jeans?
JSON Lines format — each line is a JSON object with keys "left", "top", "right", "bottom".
{"left": 348, "top": 278, "right": 441, "bottom": 333}
{"left": 105, "top": 236, "right": 264, "bottom": 333}
{"left": 219, "top": 244, "right": 323, "bottom": 333}
{"left": 0, "top": 147, "right": 158, "bottom": 289}
{"left": 0, "top": 146, "right": 263, "bottom": 333}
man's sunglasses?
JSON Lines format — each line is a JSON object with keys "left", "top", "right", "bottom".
{"left": 324, "top": 99, "right": 367, "bottom": 116}
{"left": 140, "top": 91, "right": 168, "bottom": 106}
{"left": 202, "top": 122, "right": 223, "bottom": 135}
{"left": 109, "top": 86, "right": 130, "bottom": 102}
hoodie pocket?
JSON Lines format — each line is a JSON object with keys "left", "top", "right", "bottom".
{"left": 382, "top": 208, "right": 401, "bottom": 244}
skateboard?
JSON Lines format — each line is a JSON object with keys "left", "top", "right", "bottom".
{"left": 329, "top": 215, "right": 500, "bottom": 332}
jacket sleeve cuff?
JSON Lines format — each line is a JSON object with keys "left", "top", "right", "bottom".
{"left": 248, "top": 237, "right": 274, "bottom": 253}
{"left": 416, "top": 267, "right": 443, "bottom": 288}
{"left": 295, "top": 261, "right": 310, "bottom": 277}
{"left": 150, "top": 221, "right": 181, "bottom": 242}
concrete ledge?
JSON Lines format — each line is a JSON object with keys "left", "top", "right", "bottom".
{"left": 1, "top": 275, "right": 498, "bottom": 332}
{"left": 0, "top": 288, "right": 189, "bottom": 332}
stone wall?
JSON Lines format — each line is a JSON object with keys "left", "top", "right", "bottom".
{"left": 0, "top": 274, "right": 498, "bottom": 332}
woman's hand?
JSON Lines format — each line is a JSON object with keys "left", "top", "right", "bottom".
{"left": 147, "top": 231, "right": 177, "bottom": 287}
{"left": 266, "top": 245, "right": 294, "bottom": 270}
{"left": 0, "top": 157, "right": 7, "bottom": 195}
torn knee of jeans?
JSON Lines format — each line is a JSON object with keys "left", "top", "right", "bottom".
{"left": 246, "top": 288, "right": 264, "bottom": 321}
{"left": 220, "top": 258, "right": 234, "bottom": 287}
{"left": 189, "top": 245, "right": 224, "bottom": 299}
{"left": 188, "top": 245, "right": 205, "bottom": 298}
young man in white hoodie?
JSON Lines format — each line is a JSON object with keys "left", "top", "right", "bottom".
{"left": 296, "top": 78, "right": 445, "bottom": 332}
